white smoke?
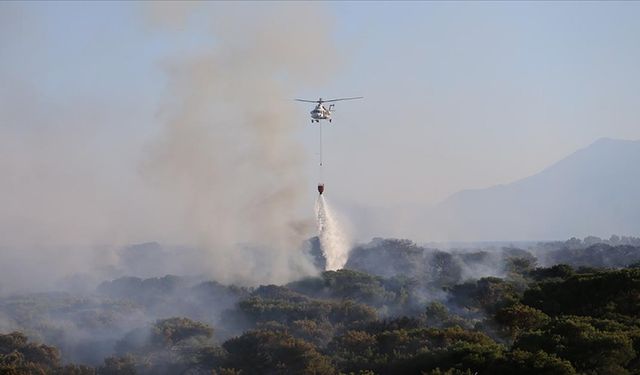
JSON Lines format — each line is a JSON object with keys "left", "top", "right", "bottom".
{"left": 0, "top": 3, "right": 342, "bottom": 290}
{"left": 315, "top": 195, "right": 351, "bottom": 270}
{"left": 139, "top": 3, "right": 341, "bottom": 285}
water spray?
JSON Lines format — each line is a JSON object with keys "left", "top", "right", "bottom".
{"left": 315, "top": 195, "right": 349, "bottom": 270}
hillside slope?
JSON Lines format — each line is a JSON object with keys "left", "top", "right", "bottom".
{"left": 426, "top": 138, "right": 640, "bottom": 240}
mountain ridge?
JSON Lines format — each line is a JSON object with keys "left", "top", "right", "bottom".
{"left": 445, "top": 137, "right": 640, "bottom": 199}
{"left": 425, "top": 137, "right": 640, "bottom": 241}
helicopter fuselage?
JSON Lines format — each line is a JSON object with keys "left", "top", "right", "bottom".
{"left": 296, "top": 96, "right": 361, "bottom": 123}
{"left": 310, "top": 103, "right": 332, "bottom": 123}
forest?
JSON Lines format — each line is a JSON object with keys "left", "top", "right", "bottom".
{"left": 2, "top": 235, "right": 640, "bottom": 374}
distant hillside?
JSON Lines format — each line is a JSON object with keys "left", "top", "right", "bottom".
{"left": 425, "top": 138, "right": 640, "bottom": 240}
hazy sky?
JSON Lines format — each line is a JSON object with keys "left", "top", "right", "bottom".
{"left": 2, "top": 2, "right": 640, "bottom": 244}
{"left": 316, "top": 2, "right": 640, "bottom": 207}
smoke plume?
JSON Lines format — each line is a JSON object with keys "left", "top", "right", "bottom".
{"left": 141, "top": 3, "right": 339, "bottom": 285}
{"left": 0, "top": 3, "right": 341, "bottom": 291}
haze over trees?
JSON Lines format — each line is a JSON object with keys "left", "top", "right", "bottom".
{"left": 3, "top": 236, "right": 640, "bottom": 374}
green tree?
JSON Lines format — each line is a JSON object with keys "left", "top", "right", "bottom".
{"left": 514, "top": 316, "right": 635, "bottom": 374}
{"left": 151, "top": 317, "right": 213, "bottom": 347}
{"left": 222, "top": 329, "right": 336, "bottom": 374}
{"left": 113, "top": 318, "right": 219, "bottom": 375}
{"left": 523, "top": 269, "right": 640, "bottom": 318}
{"left": 0, "top": 331, "right": 66, "bottom": 375}
{"left": 97, "top": 356, "right": 136, "bottom": 375}
{"left": 528, "top": 264, "right": 574, "bottom": 281}
{"left": 327, "top": 330, "right": 378, "bottom": 373}
{"left": 424, "top": 302, "right": 471, "bottom": 329}
{"left": 449, "top": 277, "right": 518, "bottom": 314}
{"left": 489, "top": 350, "right": 575, "bottom": 375}
{"left": 494, "top": 304, "right": 550, "bottom": 340}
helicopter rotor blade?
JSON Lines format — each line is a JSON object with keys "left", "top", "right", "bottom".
{"left": 295, "top": 99, "right": 320, "bottom": 103}
{"left": 322, "top": 96, "right": 364, "bottom": 103}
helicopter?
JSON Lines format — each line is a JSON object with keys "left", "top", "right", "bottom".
{"left": 295, "top": 97, "right": 363, "bottom": 123}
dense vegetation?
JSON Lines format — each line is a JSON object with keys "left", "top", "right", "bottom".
{"left": 2, "top": 236, "right": 640, "bottom": 374}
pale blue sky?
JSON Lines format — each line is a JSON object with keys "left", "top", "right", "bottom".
{"left": 315, "top": 1, "right": 640, "bottom": 206}
{"left": 2, "top": 2, "right": 640, "bottom": 243}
